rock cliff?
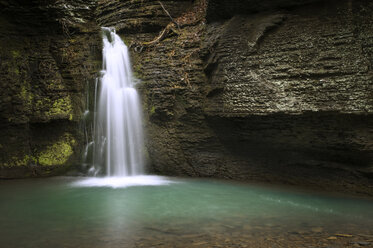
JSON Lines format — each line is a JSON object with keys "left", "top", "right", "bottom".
{"left": 0, "top": 0, "right": 101, "bottom": 177}
{"left": 1, "top": 0, "right": 372, "bottom": 196}
{"left": 97, "top": 0, "right": 373, "bottom": 195}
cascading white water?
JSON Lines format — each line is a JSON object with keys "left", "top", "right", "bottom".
{"left": 92, "top": 27, "right": 144, "bottom": 177}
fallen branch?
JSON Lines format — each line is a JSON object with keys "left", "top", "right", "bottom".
{"left": 132, "top": 0, "right": 207, "bottom": 51}
{"left": 158, "top": 1, "right": 180, "bottom": 29}
{"left": 143, "top": 23, "right": 179, "bottom": 46}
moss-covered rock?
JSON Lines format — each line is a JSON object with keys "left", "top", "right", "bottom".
{"left": 37, "top": 134, "right": 76, "bottom": 166}
{"left": 0, "top": 0, "right": 101, "bottom": 178}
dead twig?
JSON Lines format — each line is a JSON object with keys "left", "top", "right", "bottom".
{"left": 142, "top": 23, "right": 179, "bottom": 46}
{"left": 134, "top": 0, "right": 207, "bottom": 50}
{"left": 158, "top": 0, "right": 180, "bottom": 29}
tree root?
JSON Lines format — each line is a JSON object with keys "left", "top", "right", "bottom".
{"left": 131, "top": 0, "right": 207, "bottom": 53}
{"left": 131, "top": 22, "right": 179, "bottom": 53}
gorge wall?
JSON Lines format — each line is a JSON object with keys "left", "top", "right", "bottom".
{"left": 98, "top": 0, "right": 373, "bottom": 195}
{"left": 0, "top": 0, "right": 101, "bottom": 177}
{"left": 1, "top": 0, "right": 372, "bottom": 196}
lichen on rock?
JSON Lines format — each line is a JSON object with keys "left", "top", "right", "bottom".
{"left": 0, "top": 0, "right": 101, "bottom": 178}
{"left": 37, "top": 134, "right": 76, "bottom": 166}
{"left": 46, "top": 97, "right": 73, "bottom": 120}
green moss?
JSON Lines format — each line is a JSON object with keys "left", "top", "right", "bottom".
{"left": 1, "top": 134, "right": 75, "bottom": 168}
{"left": 20, "top": 85, "right": 27, "bottom": 99}
{"left": 11, "top": 50, "right": 20, "bottom": 58}
{"left": 150, "top": 105, "right": 156, "bottom": 115}
{"left": 19, "top": 81, "right": 33, "bottom": 106}
{"left": 50, "top": 97, "right": 72, "bottom": 115}
{"left": 15, "top": 155, "right": 32, "bottom": 166}
{"left": 46, "top": 79, "right": 64, "bottom": 90}
{"left": 38, "top": 96, "right": 73, "bottom": 120}
{"left": 7, "top": 62, "right": 20, "bottom": 75}
{"left": 10, "top": 156, "right": 27, "bottom": 167}
{"left": 37, "top": 134, "right": 76, "bottom": 166}
{"left": 35, "top": 99, "right": 47, "bottom": 108}
{"left": 142, "top": 56, "right": 152, "bottom": 63}
{"left": 134, "top": 63, "right": 142, "bottom": 72}
{"left": 132, "top": 63, "right": 145, "bottom": 80}
{"left": 3, "top": 155, "right": 37, "bottom": 167}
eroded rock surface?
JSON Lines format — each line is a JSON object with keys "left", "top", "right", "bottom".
{"left": 0, "top": 0, "right": 101, "bottom": 178}
{"left": 1, "top": 0, "right": 372, "bottom": 196}
{"left": 97, "top": 0, "right": 373, "bottom": 195}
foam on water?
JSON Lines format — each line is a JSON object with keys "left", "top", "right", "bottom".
{"left": 72, "top": 175, "right": 175, "bottom": 188}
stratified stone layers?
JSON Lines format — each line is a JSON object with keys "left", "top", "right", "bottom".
{"left": 98, "top": 0, "right": 373, "bottom": 195}
{"left": 0, "top": 0, "right": 101, "bottom": 177}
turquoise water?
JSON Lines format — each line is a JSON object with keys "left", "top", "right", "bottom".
{"left": 0, "top": 177, "right": 372, "bottom": 248}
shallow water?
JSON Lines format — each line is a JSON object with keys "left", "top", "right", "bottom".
{"left": 0, "top": 176, "right": 372, "bottom": 248}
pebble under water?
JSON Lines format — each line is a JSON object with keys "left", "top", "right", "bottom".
{"left": 0, "top": 177, "right": 372, "bottom": 248}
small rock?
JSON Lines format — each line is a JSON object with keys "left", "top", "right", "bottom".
{"left": 311, "top": 227, "right": 323, "bottom": 233}
{"left": 192, "top": 241, "right": 208, "bottom": 246}
{"left": 335, "top": 233, "right": 353, "bottom": 238}
{"left": 357, "top": 241, "right": 371, "bottom": 246}
{"left": 349, "top": 241, "right": 371, "bottom": 246}
{"left": 326, "top": 236, "right": 337, "bottom": 240}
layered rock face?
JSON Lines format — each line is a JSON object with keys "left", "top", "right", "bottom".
{"left": 0, "top": 0, "right": 101, "bottom": 178}
{"left": 206, "top": 0, "right": 318, "bottom": 22}
{"left": 97, "top": 0, "right": 373, "bottom": 195}
{"left": 1, "top": 0, "right": 372, "bottom": 195}
{"left": 201, "top": 0, "right": 373, "bottom": 195}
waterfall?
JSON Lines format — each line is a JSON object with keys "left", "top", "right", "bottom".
{"left": 90, "top": 27, "right": 144, "bottom": 177}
